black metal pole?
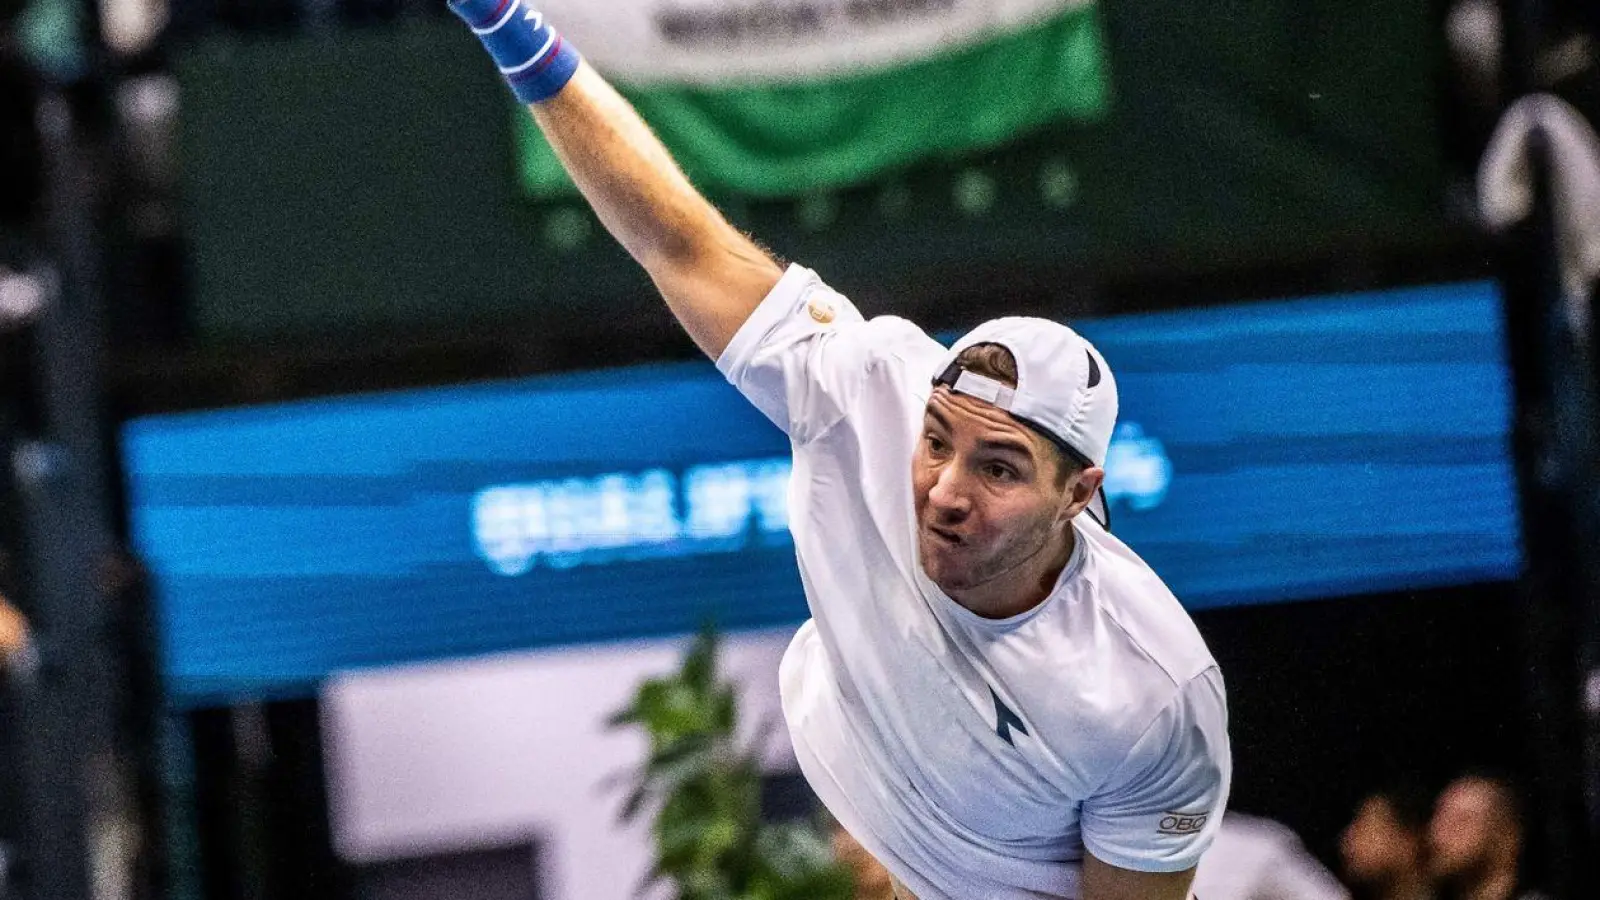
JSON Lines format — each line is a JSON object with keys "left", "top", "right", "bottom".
{"left": 189, "top": 700, "right": 349, "bottom": 900}
{"left": 1496, "top": 128, "right": 1596, "bottom": 899}
{"left": 1494, "top": 0, "right": 1600, "bottom": 886}
{"left": 7, "top": 87, "right": 115, "bottom": 900}
{"left": 4, "top": 0, "right": 168, "bottom": 896}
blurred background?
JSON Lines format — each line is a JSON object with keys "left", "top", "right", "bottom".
{"left": 1, "top": 1, "right": 1599, "bottom": 899}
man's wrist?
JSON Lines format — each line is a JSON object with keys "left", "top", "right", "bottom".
{"left": 448, "top": 0, "right": 582, "bottom": 104}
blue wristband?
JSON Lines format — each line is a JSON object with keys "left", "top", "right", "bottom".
{"left": 448, "top": 0, "right": 582, "bottom": 104}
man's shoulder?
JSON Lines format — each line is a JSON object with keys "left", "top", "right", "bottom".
{"left": 811, "top": 314, "right": 944, "bottom": 423}
{"left": 1072, "top": 524, "right": 1216, "bottom": 686}
{"left": 1004, "top": 541, "right": 1220, "bottom": 762}
{"left": 835, "top": 314, "right": 943, "bottom": 369}
{"left": 1013, "top": 625, "right": 1219, "bottom": 775}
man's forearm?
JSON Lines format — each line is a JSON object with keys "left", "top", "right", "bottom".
{"left": 446, "top": 0, "right": 783, "bottom": 359}
{"left": 526, "top": 65, "right": 782, "bottom": 357}
{"left": 534, "top": 64, "right": 726, "bottom": 272}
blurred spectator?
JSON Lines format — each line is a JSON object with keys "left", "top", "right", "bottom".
{"left": 0, "top": 551, "right": 157, "bottom": 900}
{"left": 100, "top": 0, "right": 167, "bottom": 57}
{"left": 0, "top": 593, "right": 28, "bottom": 672}
{"left": 0, "top": 587, "right": 31, "bottom": 900}
{"left": 1340, "top": 787, "right": 1436, "bottom": 900}
{"left": 0, "top": 548, "right": 36, "bottom": 685}
{"left": 1446, "top": 0, "right": 1598, "bottom": 131}
{"left": 1428, "top": 774, "right": 1547, "bottom": 900}
{"left": 1190, "top": 812, "right": 1349, "bottom": 900}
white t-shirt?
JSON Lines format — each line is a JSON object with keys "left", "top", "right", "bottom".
{"left": 717, "top": 265, "right": 1232, "bottom": 900}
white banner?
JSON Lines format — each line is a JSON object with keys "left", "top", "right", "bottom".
{"left": 539, "top": 0, "right": 1094, "bottom": 84}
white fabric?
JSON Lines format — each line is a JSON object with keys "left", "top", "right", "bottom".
{"left": 717, "top": 265, "right": 1231, "bottom": 900}
{"left": 941, "top": 317, "right": 1119, "bottom": 467}
{"left": 1479, "top": 93, "right": 1600, "bottom": 341}
{"left": 1190, "top": 814, "right": 1349, "bottom": 900}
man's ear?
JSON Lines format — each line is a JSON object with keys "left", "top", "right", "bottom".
{"left": 1057, "top": 466, "right": 1104, "bottom": 527}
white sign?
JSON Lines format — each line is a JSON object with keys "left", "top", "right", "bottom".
{"left": 538, "top": 0, "right": 1093, "bottom": 84}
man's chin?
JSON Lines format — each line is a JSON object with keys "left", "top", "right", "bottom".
{"left": 917, "top": 541, "right": 972, "bottom": 594}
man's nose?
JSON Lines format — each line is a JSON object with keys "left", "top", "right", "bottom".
{"left": 927, "top": 461, "right": 971, "bottom": 517}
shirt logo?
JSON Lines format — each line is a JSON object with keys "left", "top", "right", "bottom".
{"left": 807, "top": 296, "right": 836, "bottom": 324}
{"left": 990, "top": 687, "right": 1029, "bottom": 747}
{"left": 1157, "top": 811, "right": 1210, "bottom": 836}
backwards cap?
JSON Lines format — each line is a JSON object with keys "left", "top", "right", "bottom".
{"left": 934, "top": 317, "right": 1119, "bottom": 469}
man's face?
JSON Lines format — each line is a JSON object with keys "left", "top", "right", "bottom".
{"left": 1427, "top": 778, "right": 1507, "bottom": 879}
{"left": 1340, "top": 797, "right": 1419, "bottom": 883}
{"left": 911, "top": 388, "right": 1093, "bottom": 598}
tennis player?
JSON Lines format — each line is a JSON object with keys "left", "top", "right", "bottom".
{"left": 445, "top": 4, "right": 1231, "bottom": 898}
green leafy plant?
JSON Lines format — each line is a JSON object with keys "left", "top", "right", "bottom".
{"left": 609, "top": 628, "right": 855, "bottom": 900}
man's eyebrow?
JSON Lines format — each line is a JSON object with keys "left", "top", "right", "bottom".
{"left": 926, "top": 403, "right": 1038, "bottom": 462}
{"left": 977, "top": 437, "right": 1035, "bottom": 461}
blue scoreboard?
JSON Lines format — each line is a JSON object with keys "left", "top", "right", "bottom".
{"left": 123, "top": 281, "right": 1522, "bottom": 705}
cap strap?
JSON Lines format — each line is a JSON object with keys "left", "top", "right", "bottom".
{"left": 954, "top": 371, "right": 1016, "bottom": 409}
{"left": 934, "top": 362, "right": 1016, "bottom": 410}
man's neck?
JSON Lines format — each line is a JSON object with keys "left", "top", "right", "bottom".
{"left": 952, "top": 526, "right": 1077, "bottom": 619}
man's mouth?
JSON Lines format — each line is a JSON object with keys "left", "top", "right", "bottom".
{"left": 926, "top": 524, "right": 964, "bottom": 547}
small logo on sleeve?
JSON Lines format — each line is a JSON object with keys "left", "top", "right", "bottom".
{"left": 1157, "top": 811, "right": 1209, "bottom": 836}
{"left": 807, "top": 296, "right": 837, "bottom": 324}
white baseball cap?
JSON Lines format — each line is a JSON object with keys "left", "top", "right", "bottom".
{"left": 934, "top": 318, "right": 1120, "bottom": 528}
{"left": 934, "top": 317, "right": 1119, "bottom": 469}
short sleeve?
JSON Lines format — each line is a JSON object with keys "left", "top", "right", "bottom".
{"left": 1081, "top": 666, "right": 1232, "bottom": 873}
{"left": 715, "top": 264, "right": 871, "bottom": 444}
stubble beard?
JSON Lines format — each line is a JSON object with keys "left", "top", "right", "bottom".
{"left": 920, "top": 518, "right": 1060, "bottom": 598}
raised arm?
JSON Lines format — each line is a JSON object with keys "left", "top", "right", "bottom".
{"left": 531, "top": 65, "right": 784, "bottom": 358}
{"left": 448, "top": 1, "right": 784, "bottom": 360}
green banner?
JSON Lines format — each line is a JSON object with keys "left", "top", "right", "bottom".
{"left": 516, "top": 4, "right": 1108, "bottom": 198}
